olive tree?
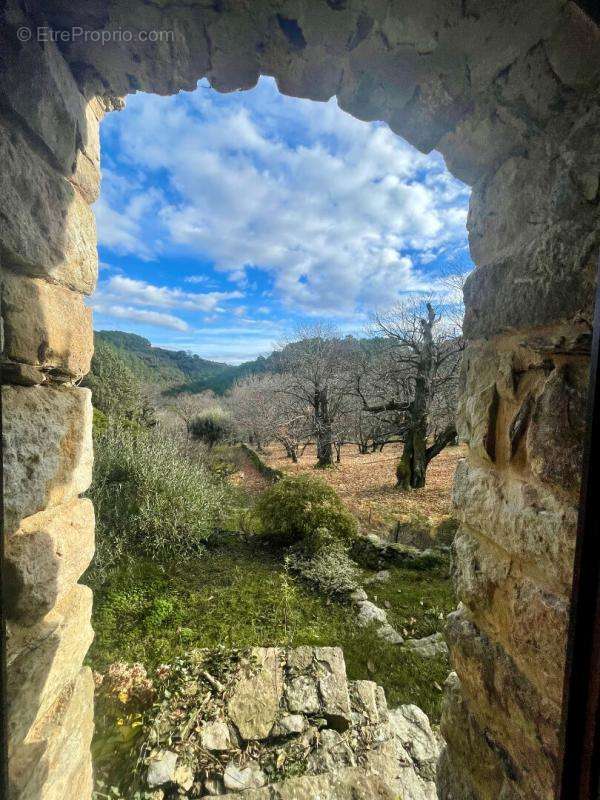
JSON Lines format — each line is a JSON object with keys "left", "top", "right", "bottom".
{"left": 354, "top": 300, "right": 463, "bottom": 488}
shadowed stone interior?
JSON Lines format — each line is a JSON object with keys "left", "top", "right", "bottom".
{"left": 1, "top": 1, "right": 599, "bottom": 798}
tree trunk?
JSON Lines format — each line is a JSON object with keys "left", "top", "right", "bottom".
{"left": 396, "top": 303, "right": 435, "bottom": 489}
{"left": 285, "top": 443, "right": 298, "bottom": 463}
{"left": 396, "top": 420, "right": 428, "bottom": 488}
{"left": 315, "top": 387, "right": 333, "bottom": 467}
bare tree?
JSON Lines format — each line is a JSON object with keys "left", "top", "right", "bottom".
{"left": 170, "top": 391, "right": 217, "bottom": 439}
{"left": 355, "top": 299, "right": 463, "bottom": 489}
{"left": 227, "top": 373, "right": 308, "bottom": 459}
{"left": 277, "top": 324, "right": 353, "bottom": 468}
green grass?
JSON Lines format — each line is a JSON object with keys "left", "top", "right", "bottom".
{"left": 365, "top": 565, "right": 456, "bottom": 640}
{"left": 87, "top": 543, "right": 454, "bottom": 722}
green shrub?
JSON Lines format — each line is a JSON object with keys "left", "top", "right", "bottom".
{"left": 190, "top": 408, "right": 235, "bottom": 448}
{"left": 83, "top": 340, "right": 156, "bottom": 428}
{"left": 253, "top": 473, "right": 358, "bottom": 550}
{"left": 285, "top": 540, "right": 361, "bottom": 597}
{"left": 92, "top": 407, "right": 109, "bottom": 436}
{"left": 87, "top": 425, "right": 226, "bottom": 582}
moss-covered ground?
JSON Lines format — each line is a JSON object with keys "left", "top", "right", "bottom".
{"left": 86, "top": 541, "right": 454, "bottom": 723}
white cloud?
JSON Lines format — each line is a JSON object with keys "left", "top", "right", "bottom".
{"left": 98, "top": 77, "right": 471, "bottom": 317}
{"left": 92, "top": 275, "right": 242, "bottom": 313}
{"left": 92, "top": 304, "right": 190, "bottom": 331}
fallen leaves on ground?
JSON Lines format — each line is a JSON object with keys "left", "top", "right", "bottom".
{"left": 259, "top": 442, "right": 465, "bottom": 535}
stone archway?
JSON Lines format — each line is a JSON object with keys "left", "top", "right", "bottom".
{"left": 2, "top": 2, "right": 599, "bottom": 798}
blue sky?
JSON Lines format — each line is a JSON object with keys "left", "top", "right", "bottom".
{"left": 90, "top": 77, "right": 472, "bottom": 364}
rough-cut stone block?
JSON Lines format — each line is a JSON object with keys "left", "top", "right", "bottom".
{"left": 3, "top": 385, "right": 93, "bottom": 533}
{"left": 463, "top": 225, "right": 598, "bottom": 338}
{"left": 349, "top": 680, "right": 381, "bottom": 724}
{"left": 286, "top": 645, "right": 314, "bottom": 674}
{"left": 446, "top": 609, "right": 560, "bottom": 800}
{"left": 453, "top": 458, "right": 577, "bottom": 593}
{"left": 0, "top": 118, "right": 98, "bottom": 294}
{"left": 388, "top": 705, "right": 439, "bottom": 782}
{"left": 285, "top": 674, "right": 320, "bottom": 715}
{"left": 1, "top": 272, "right": 93, "bottom": 378}
{"left": 438, "top": 672, "right": 507, "bottom": 800}
{"left": 56, "top": 3, "right": 211, "bottom": 98}
{"left": 438, "top": 101, "right": 526, "bottom": 185}
{"left": 220, "top": 768, "right": 398, "bottom": 799}
{"left": 456, "top": 344, "right": 502, "bottom": 461}
{"left": 7, "top": 586, "right": 94, "bottom": 756}
{"left": 5, "top": 498, "right": 95, "bottom": 621}
{"left": 313, "top": 647, "right": 351, "bottom": 729}
{"left": 147, "top": 750, "right": 178, "bottom": 787}
{"left": 227, "top": 648, "right": 283, "bottom": 740}
{"left": 527, "top": 363, "right": 587, "bottom": 493}
{"left": 200, "top": 720, "right": 233, "bottom": 752}
{"left": 9, "top": 667, "right": 94, "bottom": 800}
{"left": 1, "top": 362, "right": 46, "bottom": 386}
{"left": 453, "top": 529, "right": 568, "bottom": 704}
{"left": 468, "top": 154, "right": 582, "bottom": 268}
{"left": 463, "top": 102, "right": 600, "bottom": 337}
{"left": 0, "top": 8, "right": 97, "bottom": 176}
{"left": 70, "top": 97, "right": 103, "bottom": 204}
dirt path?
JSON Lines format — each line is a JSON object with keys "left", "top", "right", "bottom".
{"left": 227, "top": 447, "right": 273, "bottom": 495}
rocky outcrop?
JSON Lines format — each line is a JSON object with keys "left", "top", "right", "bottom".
{"left": 139, "top": 647, "right": 440, "bottom": 799}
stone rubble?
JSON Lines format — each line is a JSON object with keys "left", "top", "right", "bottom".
{"left": 351, "top": 590, "right": 405, "bottom": 646}
{"left": 143, "top": 647, "right": 440, "bottom": 799}
{"left": 404, "top": 633, "right": 449, "bottom": 660}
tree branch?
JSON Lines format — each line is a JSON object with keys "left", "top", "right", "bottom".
{"left": 425, "top": 423, "right": 457, "bottom": 464}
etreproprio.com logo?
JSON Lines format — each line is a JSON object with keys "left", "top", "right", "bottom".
{"left": 17, "top": 26, "right": 176, "bottom": 44}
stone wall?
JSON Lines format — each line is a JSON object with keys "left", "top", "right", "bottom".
{"left": 1, "top": 3, "right": 101, "bottom": 797}
{"left": 2, "top": 2, "right": 599, "bottom": 799}
{"left": 437, "top": 82, "right": 600, "bottom": 800}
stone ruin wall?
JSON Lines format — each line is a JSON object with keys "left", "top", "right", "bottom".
{"left": 1, "top": 2, "right": 599, "bottom": 799}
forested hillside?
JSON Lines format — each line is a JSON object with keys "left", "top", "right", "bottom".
{"left": 94, "top": 330, "right": 272, "bottom": 394}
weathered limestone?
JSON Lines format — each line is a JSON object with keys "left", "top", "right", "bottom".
{"left": 5, "top": 499, "right": 95, "bottom": 621}
{"left": 453, "top": 530, "right": 568, "bottom": 705}
{"left": 0, "top": 5, "right": 100, "bottom": 178}
{"left": 0, "top": 12, "right": 100, "bottom": 798}
{"left": 136, "top": 646, "right": 439, "bottom": 798}
{"left": 2, "top": 385, "right": 93, "bottom": 534}
{"left": 445, "top": 608, "right": 562, "bottom": 800}
{"left": 7, "top": 586, "right": 94, "bottom": 769}
{"left": 11, "top": 668, "right": 95, "bottom": 800}
{"left": 453, "top": 458, "right": 577, "bottom": 593}
{"left": 1, "top": 271, "right": 94, "bottom": 379}
{"left": 438, "top": 671, "right": 508, "bottom": 800}
{"left": 0, "top": 117, "right": 98, "bottom": 294}
{"left": 227, "top": 647, "right": 284, "bottom": 740}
